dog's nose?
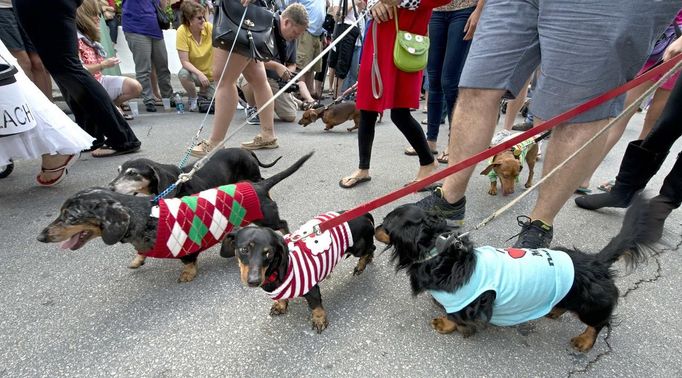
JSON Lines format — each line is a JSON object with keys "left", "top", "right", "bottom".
{"left": 247, "top": 278, "right": 262, "bottom": 287}
{"left": 37, "top": 229, "right": 50, "bottom": 243}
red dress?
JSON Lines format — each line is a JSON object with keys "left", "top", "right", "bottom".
{"left": 356, "top": 0, "right": 451, "bottom": 112}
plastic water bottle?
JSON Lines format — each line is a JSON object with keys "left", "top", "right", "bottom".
{"left": 174, "top": 93, "right": 184, "bottom": 114}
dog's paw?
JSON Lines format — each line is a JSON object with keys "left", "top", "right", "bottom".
{"left": 570, "top": 335, "right": 595, "bottom": 353}
{"left": 311, "top": 308, "right": 328, "bottom": 334}
{"left": 178, "top": 264, "right": 197, "bottom": 283}
{"left": 128, "top": 255, "right": 146, "bottom": 269}
{"left": 352, "top": 254, "right": 374, "bottom": 276}
{"left": 570, "top": 327, "right": 597, "bottom": 352}
{"left": 545, "top": 307, "right": 566, "bottom": 320}
{"left": 270, "top": 300, "right": 289, "bottom": 316}
{"left": 488, "top": 187, "right": 497, "bottom": 196}
{"left": 431, "top": 316, "right": 457, "bottom": 334}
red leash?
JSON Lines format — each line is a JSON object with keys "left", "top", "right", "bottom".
{"left": 319, "top": 53, "right": 682, "bottom": 233}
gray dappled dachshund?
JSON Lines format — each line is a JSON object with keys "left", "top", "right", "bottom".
{"left": 37, "top": 152, "right": 313, "bottom": 283}
{"left": 109, "top": 148, "right": 282, "bottom": 197}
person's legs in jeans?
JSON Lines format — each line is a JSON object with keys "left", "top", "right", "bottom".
{"left": 427, "top": 8, "right": 474, "bottom": 155}
{"left": 15, "top": 0, "right": 139, "bottom": 151}
{"left": 151, "top": 37, "right": 173, "bottom": 99}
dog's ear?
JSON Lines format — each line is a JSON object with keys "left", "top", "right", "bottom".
{"left": 220, "top": 231, "right": 238, "bottom": 258}
{"left": 101, "top": 203, "right": 130, "bottom": 245}
{"left": 272, "top": 230, "right": 289, "bottom": 279}
{"left": 374, "top": 225, "right": 390, "bottom": 244}
{"left": 480, "top": 163, "right": 500, "bottom": 175}
{"left": 151, "top": 164, "right": 179, "bottom": 196}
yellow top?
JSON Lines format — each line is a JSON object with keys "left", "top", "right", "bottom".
{"left": 176, "top": 22, "right": 214, "bottom": 81}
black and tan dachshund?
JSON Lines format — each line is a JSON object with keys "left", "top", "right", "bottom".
{"left": 37, "top": 152, "right": 313, "bottom": 282}
{"left": 223, "top": 212, "right": 376, "bottom": 333}
{"left": 109, "top": 148, "right": 282, "bottom": 197}
{"left": 375, "top": 198, "right": 654, "bottom": 352}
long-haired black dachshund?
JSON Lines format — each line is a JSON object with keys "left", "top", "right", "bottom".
{"left": 375, "top": 197, "right": 654, "bottom": 352}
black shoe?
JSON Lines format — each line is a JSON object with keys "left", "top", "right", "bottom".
{"left": 512, "top": 216, "right": 553, "bottom": 248}
{"left": 145, "top": 103, "right": 157, "bottom": 112}
{"left": 511, "top": 120, "right": 533, "bottom": 131}
{"left": 414, "top": 188, "right": 465, "bottom": 228}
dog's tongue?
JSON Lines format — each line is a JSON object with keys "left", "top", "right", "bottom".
{"left": 60, "top": 233, "right": 81, "bottom": 250}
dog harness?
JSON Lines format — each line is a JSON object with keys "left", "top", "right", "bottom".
{"left": 430, "top": 246, "right": 574, "bottom": 326}
{"left": 266, "top": 212, "right": 353, "bottom": 300}
{"left": 487, "top": 138, "right": 535, "bottom": 182}
{"left": 143, "top": 182, "right": 263, "bottom": 258}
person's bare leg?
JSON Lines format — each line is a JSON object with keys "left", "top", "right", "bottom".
{"left": 114, "top": 78, "right": 143, "bottom": 106}
{"left": 208, "top": 49, "right": 250, "bottom": 144}
{"left": 242, "top": 61, "right": 275, "bottom": 141}
{"left": 150, "top": 66, "right": 161, "bottom": 100}
{"left": 39, "top": 154, "right": 74, "bottom": 182}
{"left": 579, "top": 82, "right": 651, "bottom": 188}
{"left": 28, "top": 52, "right": 52, "bottom": 100}
{"left": 440, "top": 88, "right": 506, "bottom": 203}
{"left": 638, "top": 87, "right": 670, "bottom": 139}
{"left": 179, "top": 75, "right": 198, "bottom": 98}
{"left": 503, "top": 76, "right": 531, "bottom": 130}
{"left": 10, "top": 49, "right": 34, "bottom": 81}
{"left": 530, "top": 118, "right": 610, "bottom": 224}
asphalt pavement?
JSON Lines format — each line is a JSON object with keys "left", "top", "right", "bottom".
{"left": 1, "top": 104, "right": 680, "bottom": 377}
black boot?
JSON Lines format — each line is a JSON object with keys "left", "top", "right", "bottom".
{"left": 642, "top": 153, "right": 682, "bottom": 242}
{"left": 575, "top": 141, "right": 668, "bottom": 210}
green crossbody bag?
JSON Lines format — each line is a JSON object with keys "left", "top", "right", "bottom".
{"left": 392, "top": 6, "right": 429, "bottom": 72}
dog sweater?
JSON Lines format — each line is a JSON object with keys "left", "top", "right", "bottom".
{"left": 487, "top": 137, "right": 535, "bottom": 182}
{"left": 430, "top": 246, "right": 574, "bottom": 326}
{"left": 143, "top": 182, "right": 263, "bottom": 258}
{"left": 266, "top": 212, "right": 353, "bottom": 300}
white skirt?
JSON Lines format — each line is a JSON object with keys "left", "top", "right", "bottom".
{"left": 0, "top": 41, "right": 94, "bottom": 166}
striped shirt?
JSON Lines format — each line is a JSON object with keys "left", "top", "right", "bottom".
{"left": 267, "top": 212, "right": 353, "bottom": 300}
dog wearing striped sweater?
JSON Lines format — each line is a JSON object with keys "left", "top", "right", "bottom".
{"left": 224, "top": 211, "right": 376, "bottom": 333}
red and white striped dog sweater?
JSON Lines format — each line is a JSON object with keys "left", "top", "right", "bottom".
{"left": 267, "top": 212, "right": 353, "bottom": 300}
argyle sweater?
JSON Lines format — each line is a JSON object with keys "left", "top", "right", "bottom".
{"left": 430, "top": 246, "right": 575, "bottom": 326}
{"left": 143, "top": 182, "right": 263, "bottom": 258}
{"left": 266, "top": 212, "right": 353, "bottom": 300}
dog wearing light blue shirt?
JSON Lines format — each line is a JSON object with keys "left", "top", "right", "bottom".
{"left": 375, "top": 198, "right": 654, "bottom": 352}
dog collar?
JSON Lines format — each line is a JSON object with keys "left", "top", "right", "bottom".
{"left": 415, "top": 232, "right": 462, "bottom": 263}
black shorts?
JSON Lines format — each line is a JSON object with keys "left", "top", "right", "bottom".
{"left": 328, "top": 23, "right": 359, "bottom": 80}
{"left": 0, "top": 8, "right": 36, "bottom": 53}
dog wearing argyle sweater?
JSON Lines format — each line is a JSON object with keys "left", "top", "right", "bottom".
{"left": 224, "top": 211, "right": 376, "bottom": 333}
{"left": 37, "top": 152, "right": 313, "bottom": 282}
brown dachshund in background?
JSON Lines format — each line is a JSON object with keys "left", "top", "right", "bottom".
{"left": 298, "top": 101, "right": 361, "bottom": 131}
{"left": 480, "top": 138, "right": 538, "bottom": 196}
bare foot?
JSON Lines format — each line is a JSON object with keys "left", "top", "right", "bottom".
{"left": 414, "top": 161, "right": 438, "bottom": 182}
{"left": 339, "top": 169, "right": 371, "bottom": 188}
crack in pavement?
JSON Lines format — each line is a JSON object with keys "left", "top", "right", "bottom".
{"left": 567, "top": 234, "right": 682, "bottom": 377}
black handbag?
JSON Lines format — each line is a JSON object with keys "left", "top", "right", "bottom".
{"left": 212, "top": 0, "right": 278, "bottom": 61}
{"left": 154, "top": 0, "right": 171, "bottom": 30}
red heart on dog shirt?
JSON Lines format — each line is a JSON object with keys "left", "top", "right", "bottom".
{"left": 505, "top": 248, "right": 526, "bottom": 259}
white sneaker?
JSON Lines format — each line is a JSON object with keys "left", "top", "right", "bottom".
{"left": 236, "top": 100, "right": 245, "bottom": 110}
{"left": 491, "top": 129, "right": 513, "bottom": 145}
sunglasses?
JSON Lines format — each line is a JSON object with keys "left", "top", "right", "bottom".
{"left": 194, "top": 15, "right": 205, "bottom": 21}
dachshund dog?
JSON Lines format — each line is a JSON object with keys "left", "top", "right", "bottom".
{"left": 375, "top": 199, "right": 653, "bottom": 352}
{"left": 223, "top": 211, "right": 376, "bottom": 333}
{"left": 298, "top": 101, "right": 360, "bottom": 132}
{"left": 480, "top": 137, "right": 538, "bottom": 196}
{"left": 37, "top": 152, "right": 313, "bottom": 283}
{"left": 109, "top": 148, "right": 282, "bottom": 197}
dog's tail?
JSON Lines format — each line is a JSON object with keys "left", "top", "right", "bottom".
{"left": 260, "top": 151, "right": 314, "bottom": 192}
{"left": 596, "top": 195, "right": 655, "bottom": 270}
{"left": 249, "top": 151, "right": 282, "bottom": 168}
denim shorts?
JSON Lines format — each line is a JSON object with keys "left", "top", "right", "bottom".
{"left": 459, "top": 0, "right": 681, "bottom": 123}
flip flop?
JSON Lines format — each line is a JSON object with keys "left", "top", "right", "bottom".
{"left": 36, "top": 153, "right": 79, "bottom": 187}
{"left": 436, "top": 152, "right": 449, "bottom": 164}
{"left": 339, "top": 176, "right": 371, "bottom": 189}
{"left": 597, "top": 179, "right": 615, "bottom": 192}
{"left": 123, "top": 113, "right": 134, "bottom": 121}
{"left": 91, "top": 145, "right": 141, "bottom": 158}
{"left": 404, "top": 146, "right": 438, "bottom": 156}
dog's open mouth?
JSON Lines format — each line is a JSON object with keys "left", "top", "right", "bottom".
{"left": 60, "top": 230, "right": 93, "bottom": 250}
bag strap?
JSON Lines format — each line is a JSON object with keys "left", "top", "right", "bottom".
{"left": 371, "top": 20, "right": 383, "bottom": 99}
{"left": 394, "top": 6, "right": 399, "bottom": 32}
